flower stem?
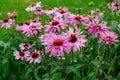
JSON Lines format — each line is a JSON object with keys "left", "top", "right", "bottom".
{"left": 103, "top": 45, "right": 109, "bottom": 74}
{"left": 71, "top": 50, "right": 74, "bottom": 63}
{"left": 34, "top": 35, "right": 46, "bottom": 65}
{"left": 86, "top": 38, "right": 97, "bottom": 75}
{"left": 104, "top": 45, "right": 109, "bottom": 64}
{"left": 0, "top": 59, "right": 2, "bottom": 79}
{"left": 42, "top": 45, "right": 51, "bottom": 77}
{"left": 60, "top": 57, "right": 67, "bottom": 79}
{"left": 108, "top": 51, "right": 117, "bottom": 74}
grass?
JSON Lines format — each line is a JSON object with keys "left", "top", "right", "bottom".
{"left": 0, "top": 0, "right": 109, "bottom": 38}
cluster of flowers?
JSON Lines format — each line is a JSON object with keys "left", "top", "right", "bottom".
{"left": 0, "top": 1, "right": 119, "bottom": 63}
{"left": 14, "top": 42, "right": 41, "bottom": 63}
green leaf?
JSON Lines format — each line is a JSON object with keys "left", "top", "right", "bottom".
{"left": 88, "top": 72, "right": 95, "bottom": 78}
{"left": 2, "top": 58, "right": 9, "bottom": 78}
{"left": 51, "top": 66, "right": 63, "bottom": 74}
{"left": 76, "top": 64, "right": 85, "bottom": 69}
{"left": 34, "top": 69, "right": 42, "bottom": 80}
{"left": 21, "top": 66, "right": 33, "bottom": 79}
{"left": 66, "top": 66, "right": 80, "bottom": 77}
{"left": 51, "top": 73, "right": 63, "bottom": 80}
{"left": 42, "top": 74, "right": 50, "bottom": 80}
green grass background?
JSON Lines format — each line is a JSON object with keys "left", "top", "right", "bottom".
{"left": 0, "top": 0, "right": 109, "bottom": 39}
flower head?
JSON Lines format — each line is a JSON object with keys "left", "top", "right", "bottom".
{"left": 22, "top": 22, "right": 42, "bottom": 36}
{"left": 8, "top": 11, "right": 17, "bottom": 19}
{"left": 14, "top": 51, "right": 30, "bottom": 60}
{"left": 67, "top": 28, "right": 87, "bottom": 52}
{"left": 100, "top": 31, "right": 118, "bottom": 45}
{"left": 19, "top": 42, "right": 34, "bottom": 50}
{"left": 34, "top": 7, "right": 45, "bottom": 15}
{"left": 25, "top": 2, "right": 42, "bottom": 12}
{"left": 54, "top": 7, "right": 70, "bottom": 18}
{"left": 40, "top": 33, "right": 71, "bottom": 57}
{"left": 0, "top": 18, "right": 13, "bottom": 29}
{"left": 44, "top": 7, "right": 55, "bottom": 16}
{"left": 86, "top": 19, "right": 109, "bottom": 37}
{"left": 67, "top": 14, "right": 89, "bottom": 26}
{"left": 45, "top": 19, "right": 68, "bottom": 33}
{"left": 108, "top": 1, "right": 119, "bottom": 11}
{"left": 16, "top": 23, "right": 24, "bottom": 31}
{"left": 27, "top": 50, "right": 41, "bottom": 63}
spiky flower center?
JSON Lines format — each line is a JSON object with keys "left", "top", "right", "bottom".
{"left": 24, "top": 21, "right": 30, "bottom": 25}
{"left": 59, "top": 8, "right": 65, "bottom": 14}
{"left": 32, "top": 52, "right": 39, "bottom": 58}
{"left": 94, "top": 24, "right": 101, "bottom": 28}
{"left": 31, "top": 3, "right": 36, "bottom": 7}
{"left": 19, "top": 52, "right": 24, "bottom": 56}
{"left": 105, "top": 36, "right": 111, "bottom": 41}
{"left": 52, "top": 20, "right": 59, "bottom": 25}
{"left": 75, "top": 15, "right": 81, "bottom": 20}
{"left": 3, "top": 18, "right": 9, "bottom": 22}
{"left": 19, "top": 23, "right": 23, "bottom": 26}
{"left": 48, "top": 7, "right": 52, "bottom": 10}
{"left": 114, "top": 3, "right": 119, "bottom": 7}
{"left": 24, "top": 43, "right": 29, "bottom": 48}
{"left": 70, "top": 34, "right": 77, "bottom": 43}
{"left": 31, "top": 26, "right": 36, "bottom": 28}
{"left": 54, "top": 39, "right": 63, "bottom": 46}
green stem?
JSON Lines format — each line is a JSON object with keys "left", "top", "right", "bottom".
{"left": 34, "top": 35, "right": 51, "bottom": 77}
{"left": 71, "top": 50, "right": 74, "bottom": 63}
{"left": 42, "top": 45, "right": 51, "bottom": 77}
{"left": 60, "top": 57, "right": 67, "bottom": 79}
{"left": 104, "top": 45, "right": 109, "bottom": 64}
{"left": 88, "top": 38, "right": 97, "bottom": 63}
{"left": 64, "top": 52, "right": 68, "bottom": 63}
{"left": 34, "top": 35, "right": 45, "bottom": 65}
{"left": 86, "top": 38, "right": 97, "bottom": 75}
{"left": 108, "top": 52, "right": 117, "bottom": 74}
{"left": 0, "top": 58, "right": 2, "bottom": 79}
{"left": 103, "top": 45, "right": 109, "bottom": 74}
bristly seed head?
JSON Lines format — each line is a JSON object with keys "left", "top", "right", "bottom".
{"left": 48, "top": 7, "right": 52, "bottom": 10}
{"left": 52, "top": 20, "right": 59, "bottom": 25}
{"left": 32, "top": 52, "right": 39, "bottom": 58}
{"left": 114, "top": 3, "right": 119, "bottom": 7}
{"left": 3, "top": 18, "right": 9, "bottom": 22}
{"left": 31, "top": 3, "right": 36, "bottom": 7}
{"left": 59, "top": 8, "right": 65, "bottom": 14}
{"left": 24, "top": 43, "right": 29, "bottom": 48}
{"left": 105, "top": 36, "right": 111, "bottom": 41}
{"left": 69, "top": 34, "right": 77, "bottom": 43}
{"left": 31, "top": 26, "right": 36, "bottom": 28}
{"left": 19, "top": 23, "right": 23, "bottom": 26}
{"left": 19, "top": 52, "right": 24, "bottom": 56}
{"left": 75, "top": 15, "right": 81, "bottom": 20}
{"left": 94, "top": 24, "right": 101, "bottom": 28}
{"left": 24, "top": 21, "right": 30, "bottom": 25}
{"left": 54, "top": 39, "right": 63, "bottom": 46}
